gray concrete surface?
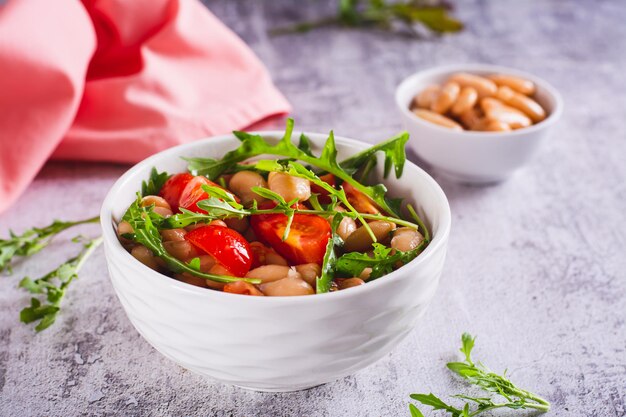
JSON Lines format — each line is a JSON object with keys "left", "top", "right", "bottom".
{"left": 1, "top": 0, "right": 625, "bottom": 416}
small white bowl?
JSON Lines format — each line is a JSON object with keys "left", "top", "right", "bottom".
{"left": 395, "top": 64, "right": 563, "bottom": 183}
{"left": 100, "top": 132, "right": 451, "bottom": 392}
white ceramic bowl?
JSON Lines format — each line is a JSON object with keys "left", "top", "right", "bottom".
{"left": 100, "top": 132, "right": 451, "bottom": 392}
{"left": 396, "top": 64, "right": 563, "bottom": 183}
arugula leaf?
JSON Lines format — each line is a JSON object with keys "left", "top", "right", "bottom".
{"left": 297, "top": 133, "right": 315, "bottom": 157}
{"left": 164, "top": 185, "right": 248, "bottom": 228}
{"left": 122, "top": 196, "right": 260, "bottom": 285}
{"left": 184, "top": 119, "right": 296, "bottom": 178}
{"left": 408, "top": 404, "right": 425, "bottom": 417}
{"left": 187, "top": 257, "right": 201, "bottom": 271}
{"left": 336, "top": 241, "right": 427, "bottom": 280}
{"left": 445, "top": 338, "right": 550, "bottom": 408}
{"left": 270, "top": 0, "right": 463, "bottom": 37}
{"left": 0, "top": 216, "right": 100, "bottom": 274}
{"left": 251, "top": 186, "right": 288, "bottom": 206}
{"left": 460, "top": 332, "right": 475, "bottom": 364}
{"left": 200, "top": 184, "right": 241, "bottom": 207}
{"left": 141, "top": 168, "right": 170, "bottom": 197}
{"left": 249, "top": 186, "right": 298, "bottom": 241}
{"left": 410, "top": 394, "right": 463, "bottom": 415}
{"left": 19, "top": 236, "right": 103, "bottom": 332}
{"left": 339, "top": 132, "right": 409, "bottom": 178}
{"left": 408, "top": 333, "right": 551, "bottom": 416}
{"left": 316, "top": 214, "right": 344, "bottom": 294}
{"left": 355, "top": 154, "right": 378, "bottom": 183}
{"left": 165, "top": 208, "right": 218, "bottom": 229}
{"left": 184, "top": 119, "right": 406, "bottom": 218}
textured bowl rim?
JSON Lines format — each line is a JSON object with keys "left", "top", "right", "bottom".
{"left": 395, "top": 63, "right": 564, "bottom": 138}
{"left": 100, "top": 131, "right": 451, "bottom": 304}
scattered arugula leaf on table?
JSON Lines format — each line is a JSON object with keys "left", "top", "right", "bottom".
{"left": 19, "top": 236, "right": 103, "bottom": 331}
{"left": 409, "top": 333, "right": 550, "bottom": 416}
{"left": 270, "top": 0, "right": 463, "bottom": 38}
{"left": 0, "top": 216, "right": 100, "bottom": 274}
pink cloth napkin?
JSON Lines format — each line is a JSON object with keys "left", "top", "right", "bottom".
{"left": 0, "top": 0, "right": 290, "bottom": 214}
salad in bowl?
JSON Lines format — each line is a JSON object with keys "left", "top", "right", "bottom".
{"left": 116, "top": 119, "right": 430, "bottom": 296}
{"left": 101, "top": 120, "right": 450, "bottom": 391}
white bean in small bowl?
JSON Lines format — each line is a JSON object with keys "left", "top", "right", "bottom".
{"left": 395, "top": 64, "right": 563, "bottom": 183}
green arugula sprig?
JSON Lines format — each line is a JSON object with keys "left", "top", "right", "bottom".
{"left": 249, "top": 186, "right": 300, "bottom": 240}
{"left": 122, "top": 196, "right": 261, "bottom": 285}
{"left": 0, "top": 216, "right": 100, "bottom": 273}
{"left": 336, "top": 241, "right": 428, "bottom": 280}
{"left": 409, "top": 333, "right": 550, "bottom": 416}
{"left": 19, "top": 236, "right": 103, "bottom": 331}
{"left": 184, "top": 118, "right": 408, "bottom": 218}
{"left": 339, "top": 132, "right": 409, "bottom": 178}
{"left": 141, "top": 168, "right": 170, "bottom": 197}
{"left": 165, "top": 184, "right": 421, "bottom": 233}
{"left": 270, "top": 0, "right": 463, "bottom": 37}
{"left": 316, "top": 214, "right": 344, "bottom": 293}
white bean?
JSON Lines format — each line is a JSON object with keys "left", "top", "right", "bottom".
{"left": 295, "top": 263, "right": 321, "bottom": 287}
{"left": 343, "top": 221, "right": 394, "bottom": 252}
{"left": 245, "top": 265, "right": 301, "bottom": 283}
{"left": 260, "top": 276, "right": 315, "bottom": 296}
{"left": 131, "top": 245, "right": 159, "bottom": 270}
{"left": 391, "top": 227, "right": 424, "bottom": 252}
{"left": 268, "top": 172, "right": 311, "bottom": 202}
{"left": 229, "top": 171, "right": 269, "bottom": 206}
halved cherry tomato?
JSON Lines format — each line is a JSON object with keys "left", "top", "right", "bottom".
{"left": 343, "top": 182, "right": 381, "bottom": 215}
{"left": 159, "top": 173, "right": 193, "bottom": 212}
{"left": 185, "top": 225, "right": 252, "bottom": 277}
{"left": 178, "top": 176, "right": 239, "bottom": 213}
{"left": 250, "top": 205, "right": 331, "bottom": 265}
{"left": 310, "top": 173, "right": 336, "bottom": 204}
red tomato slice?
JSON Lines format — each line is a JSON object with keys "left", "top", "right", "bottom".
{"left": 250, "top": 209, "right": 331, "bottom": 265}
{"left": 310, "top": 173, "right": 336, "bottom": 204}
{"left": 343, "top": 181, "right": 381, "bottom": 215}
{"left": 185, "top": 225, "right": 252, "bottom": 277}
{"left": 159, "top": 173, "right": 193, "bottom": 212}
{"left": 178, "top": 176, "right": 239, "bottom": 213}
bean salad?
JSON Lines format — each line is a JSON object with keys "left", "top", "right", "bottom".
{"left": 117, "top": 120, "right": 430, "bottom": 296}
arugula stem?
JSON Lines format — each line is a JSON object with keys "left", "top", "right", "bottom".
{"left": 73, "top": 235, "right": 104, "bottom": 272}
{"left": 407, "top": 204, "right": 430, "bottom": 242}
{"left": 468, "top": 402, "right": 550, "bottom": 416}
{"left": 169, "top": 207, "right": 420, "bottom": 230}
{"left": 508, "top": 389, "right": 551, "bottom": 408}
{"left": 258, "top": 208, "right": 418, "bottom": 229}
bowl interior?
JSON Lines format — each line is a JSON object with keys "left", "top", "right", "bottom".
{"left": 101, "top": 131, "right": 451, "bottom": 298}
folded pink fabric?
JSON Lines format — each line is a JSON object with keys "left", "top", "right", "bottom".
{"left": 0, "top": 0, "right": 290, "bottom": 214}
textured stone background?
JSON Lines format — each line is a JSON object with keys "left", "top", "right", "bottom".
{"left": 1, "top": 1, "right": 625, "bottom": 416}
